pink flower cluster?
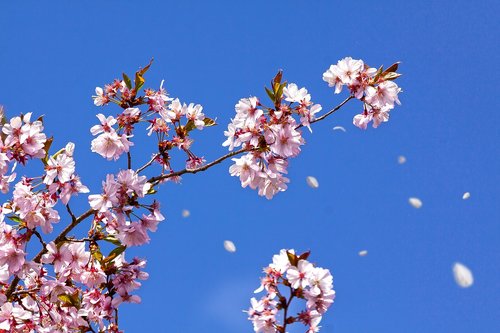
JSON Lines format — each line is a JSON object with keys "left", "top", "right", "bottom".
{"left": 0, "top": 112, "right": 49, "bottom": 194}
{"left": 92, "top": 68, "right": 214, "bottom": 172}
{"left": 0, "top": 59, "right": 402, "bottom": 332}
{"left": 223, "top": 74, "right": 322, "bottom": 199}
{"left": 88, "top": 169, "right": 164, "bottom": 247}
{"left": 323, "top": 57, "right": 402, "bottom": 129}
{"left": 247, "top": 249, "right": 335, "bottom": 333}
{"left": 0, "top": 243, "right": 148, "bottom": 332}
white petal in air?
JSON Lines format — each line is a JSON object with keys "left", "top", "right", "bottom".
{"left": 398, "top": 155, "right": 406, "bottom": 164}
{"left": 408, "top": 197, "right": 422, "bottom": 209}
{"left": 224, "top": 240, "right": 236, "bottom": 253}
{"left": 462, "top": 192, "right": 471, "bottom": 200}
{"left": 358, "top": 250, "right": 368, "bottom": 257}
{"left": 181, "top": 209, "right": 190, "bottom": 218}
{"left": 333, "top": 126, "right": 346, "bottom": 132}
{"left": 306, "top": 176, "right": 319, "bottom": 189}
{"left": 453, "top": 262, "right": 473, "bottom": 288}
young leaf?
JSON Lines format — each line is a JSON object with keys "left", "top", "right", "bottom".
{"left": 184, "top": 120, "right": 196, "bottom": 132}
{"left": 104, "top": 245, "right": 127, "bottom": 263}
{"left": 384, "top": 62, "right": 400, "bottom": 74}
{"left": 286, "top": 251, "right": 298, "bottom": 267}
{"left": 122, "top": 73, "right": 133, "bottom": 89}
{"left": 265, "top": 87, "right": 275, "bottom": 103}
{"left": 383, "top": 72, "right": 402, "bottom": 81}
{"left": 103, "top": 236, "right": 122, "bottom": 246}
{"left": 298, "top": 250, "right": 311, "bottom": 261}
{"left": 41, "top": 136, "right": 54, "bottom": 165}
{"left": 8, "top": 215, "right": 22, "bottom": 224}
{"left": 203, "top": 117, "right": 217, "bottom": 127}
{"left": 134, "top": 58, "right": 154, "bottom": 93}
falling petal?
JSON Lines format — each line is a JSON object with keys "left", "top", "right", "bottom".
{"left": 398, "top": 155, "right": 406, "bottom": 164}
{"left": 182, "top": 209, "right": 190, "bottom": 218}
{"left": 333, "top": 126, "right": 346, "bottom": 132}
{"left": 358, "top": 250, "right": 368, "bottom": 257}
{"left": 453, "top": 262, "right": 473, "bottom": 288}
{"left": 306, "top": 176, "right": 319, "bottom": 189}
{"left": 224, "top": 240, "right": 236, "bottom": 253}
{"left": 408, "top": 197, "right": 422, "bottom": 209}
{"left": 462, "top": 192, "right": 471, "bottom": 200}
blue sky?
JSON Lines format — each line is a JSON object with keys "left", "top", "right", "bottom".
{"left": 1, "top": 1, "right": 499, "bottom": 332}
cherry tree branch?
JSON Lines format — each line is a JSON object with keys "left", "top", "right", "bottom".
{"left": 149, "top": 95, "right": 354, "bottom": 185}
{"left": 148, "top": 147, "right": 258, "bottom": 185}
{"left": 296, "top": 95, "right": 354, "bottom": 130}
{"left": 5, "top": 95, "right": 354, "bottom": 301}
{"left": 136, "top": 153, "right": 159, "bottom": 174}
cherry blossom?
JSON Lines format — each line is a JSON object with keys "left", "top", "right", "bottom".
{"left": 248, "top": 250, "right": 334, "bottom": 333}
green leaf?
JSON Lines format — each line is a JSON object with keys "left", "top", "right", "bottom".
{"left": 92, "top": 248, "right": 103, "bottom": 263}
{"left": 203, "top": 117, "right": 217, "bottom": 127}
{"left": 8, "top": 215, "right": 22, "bottom": 224}
{"left": 103, "top": 236, "right": 121, "bottom": 246}
{"left": 373, "top": 65, "right": 384, "bottom": 82}
{"left": 184, "top": 120, "right": 196, "bottom": 132}
{"left": 122, "top": 73, "right": 132, "bottom": 89}
{"left": 275, "top": 82, "right": 287, "bottom": 101}
{"left": 104, "top": 245, "right": 127, "bottom": 263}
{"left": 265, "top": 87, "right": 275, "bottom": 103}
{"left": 58, "top": 292, "right": 81, "bottom": 308}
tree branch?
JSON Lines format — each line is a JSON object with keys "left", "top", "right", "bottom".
{"left": 4, "top": 95, "right": 354, "bottom": 301}
{"left": 148, "top": 147, "right": 257, "bottom": 185}
{"left": 136, "top": 153, "right": 159, "bottom": 174}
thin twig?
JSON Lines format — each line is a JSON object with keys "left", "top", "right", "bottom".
{"left": 148, "top": 147, "right": 258, "bottom": 185}
{"left": 66, "top": 204, "right": 77, "bottom": 222}
{"left": 296, "top": 95, "right": 354, "bottom": 129}
{"left": 5, "top": 95, "right": 354, "bottom": 301}
{"left": 136, "top": 153, "right": 159, "bottom": 174}
{"left": 31, "top": 229, "right": 46, "bottom": 248}
{"left": 127, "top": 152, "right": 132, "bottom": 170}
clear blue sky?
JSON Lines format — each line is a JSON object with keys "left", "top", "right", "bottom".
{"left": 1, "top": 1, "right": 499, "bottom": 332}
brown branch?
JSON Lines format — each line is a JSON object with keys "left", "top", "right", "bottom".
{"left": 148, "top": 147, "right": 258, "bottom": 185}
{"left": 4, "top": 95, "right": 354, "bottom": 301}
{"left": 136, "top": 153, "right": 159, "bottom": 174}
{"left": 296, "top": 95, "right": 354, "bottom": 129}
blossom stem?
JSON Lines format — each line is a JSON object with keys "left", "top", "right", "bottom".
{"left": 281, "top": 286, "right": 295, "bottom": 333}
{"left": 136, "top": 153, "right": 159, "bottom": 174}
{"left": 148, "top": 147, "right": 258, "bottom": 185}
{"left": 296, "top": 95, "right": 354, "bottom": 130}
{"left": 127, "top": 152, "right": 132, "bottom": 169}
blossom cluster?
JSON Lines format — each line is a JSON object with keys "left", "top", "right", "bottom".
{"left": 88, "top": 169, "right": 164, "bottom": 247}
{"left": 323, "top": 57, "right": 402, "bottom": 129}
{"left": 223, "top": 72, "right": 322, "bottom": 199}
{"left": 0, "top": 109, "right": 151, "bottom": 330}
{"left": 0, "top": 58, "right": 401, "bottom": 332}
{"left": 225, "top": 58, "right": 402, "bottom": 198}
{"left": 247, "top": 249, "right": 335, "bottom": 333}
{"left": 92, "top": 63, "right": 214, "bottom": 171}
